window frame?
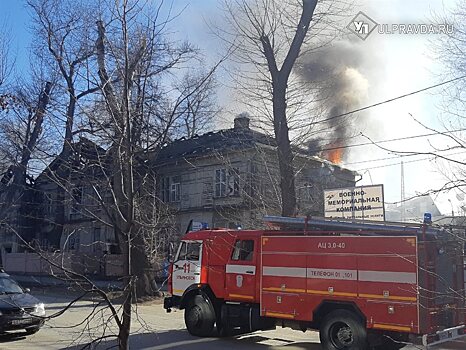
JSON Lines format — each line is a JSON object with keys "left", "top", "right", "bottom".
{"left": 170, "top": 176, "right": 181, "bottom": 202}
{"left": 161, "top": 176, "right": 181, "bottom": 203}
{"left": 215, "top": 169, "right": 227, "bottom": 197}
{"left": 175, "top": 241, "right": 202, "bottom": 262}
{"left": 231, "top": 239, "right": 254, "bottom": 262}
{"left": 93, "top": 227, "right": 101, "bottom": 252}
{"left": 215, "top": 168, "right": 240, "bottom": 198}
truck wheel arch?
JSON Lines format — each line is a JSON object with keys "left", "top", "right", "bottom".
{"left": 180, "top": 284, "right": 218, "bottom": 310}
{"left": 313, "top": 300, "right": 366, "bottom": 328}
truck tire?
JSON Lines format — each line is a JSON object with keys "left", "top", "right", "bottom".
{"left": 184, "top": 295, "right": 216, "bottom": 337}
{"left": 320, "top": 309, "right": 368, "bottom": 350}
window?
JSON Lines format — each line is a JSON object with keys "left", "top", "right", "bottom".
{"left": 72, "top": 187, "right": 83, "bottom": 204}
{"left": 176, "top": 241, "right": 201, "bottom": 261}
{"left": 161, "top": 176, "right": 181, "bottom": 202}
{"left": 44, "top": 195, "right": 53, "bottom": 216}
{"left": 68, "top": 234, "right": 80, "bottom": 251}
{"left": 215, "top": 169, "right": 227, "bottom": 197}
{"left": 93, "top": 227, "right": 101, "bottom": 252}
{"left": 170, "top": 176, "right": 181, "bottom": 202}
{"left": 215, "top": 168, "right": 240, "bottom": 197}
{"left": 231, "top": 240, "right": 254, "bottom": 261}
{"left": 70, "top": 186, "right": 83, "bottom": 219}
{"left": 161, "top": 177, "right": 170, "bottom": 202}
{"left": 300, "top": 183, "right": 316, "bottom": 202}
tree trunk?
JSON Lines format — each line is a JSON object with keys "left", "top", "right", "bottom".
{"left": 113, "top": 147, "right": 133, "bottom": 350}
{"left": 0, "top": 81, "right": 52, "bottom": 216}
{"left": 132, "top": 230, "right": 153, "bottom": 296}
{"left": 118, "top": 233, "right": 132, "bottom": 350}
{"left": 272, "top": 80, "right": 296, "bottom": 216}
{"left": 257, "top": 0, "right": 318, "bottom": 217}
{"left": 51, "top": 91, "right": 76, "bottom": 248}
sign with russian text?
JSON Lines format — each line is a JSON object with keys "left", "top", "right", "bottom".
{"left": 324, "top": 184, "right": 385, "bottom": 221}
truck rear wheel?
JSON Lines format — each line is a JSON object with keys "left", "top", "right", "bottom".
{"left": 184, "top": 295, "right": 216, "bottom": 337}
{"left": 320, "top": 309, "right": 368, "bottom": 350}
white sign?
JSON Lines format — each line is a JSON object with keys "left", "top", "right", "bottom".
{"left": 324, "top": 184, "right": 385, "bottom": 221}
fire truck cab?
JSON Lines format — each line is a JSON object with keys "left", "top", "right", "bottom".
{"left": 164, "top": 216, "right": 466, "bottom": 349}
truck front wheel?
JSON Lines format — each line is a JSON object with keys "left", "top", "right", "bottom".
{"left": 320, "top": 309, "right": 368, "bottom": 350}
{"left": 184, "top": 295, "right": 216, "bottom": 337}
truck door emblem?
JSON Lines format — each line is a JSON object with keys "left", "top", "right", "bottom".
{"left": 236, "top": 275, "right": 243, "bottom": 287}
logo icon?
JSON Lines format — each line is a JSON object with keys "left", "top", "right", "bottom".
{"left": 236, "top": 275, "right": 243, "bottom": 288}
{"left": 347, "top": 11, "right": 378, "bottom": 40}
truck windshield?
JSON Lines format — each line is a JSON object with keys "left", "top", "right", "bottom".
{"left": 176, "top": 241, "right": 201, "bottom": 261}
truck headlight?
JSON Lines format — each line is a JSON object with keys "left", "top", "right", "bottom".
{"left": 32, "top": 303, "right": 45, "bottom": 317}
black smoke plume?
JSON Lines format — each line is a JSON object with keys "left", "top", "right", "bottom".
{"left": 298, "top": 39, "right": 372, "bottom": 162}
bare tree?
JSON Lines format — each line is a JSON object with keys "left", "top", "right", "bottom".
{"left": 1, "top": 1, "right": 220, "bottom": 348}
{"left": 0, "top": 81, "right": 52, "bottom": 215}
{"left": 0, "top": 80, "right": 53, "bottom": 275}
{"left": 219, "top": 0, "right": 355, "bottom": 216}
{"left": 0, "top": 26, "right": 13, "bottom": 175}
{"left": 28, "top": 0, "right": 99, "bottom": 159}
{"left": 172, "top": 70, "right": 220, "bottom": 138}
{"left": 90, "top": 0, "right": 220, "bottom": 347}
{"left": 26, "top": 0, "right": 105, "bottom": 248}
{"left": 0, "top": 22, "right": 13, "bottom": 91}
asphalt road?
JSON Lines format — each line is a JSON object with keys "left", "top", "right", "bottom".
{"left": 0, "top": 291, "right": 465, "bottom": 350}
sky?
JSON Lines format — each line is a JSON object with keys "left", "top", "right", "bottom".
{"left": 0, "top": 0, "right": 463, "bottom": 218}
{"left": 343, "top": 0, "right": 461, "bottom": 216}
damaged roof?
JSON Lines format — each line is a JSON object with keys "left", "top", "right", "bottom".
{"left": 155, "top": 127, "right": 277, "bottom": 164}
{"left": 153, "top": 116, "right": 355, "bottom": 176}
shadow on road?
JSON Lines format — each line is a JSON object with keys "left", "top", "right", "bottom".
{"left": 54, "top": 329, "right": 323, "bottom": 350}
{"left": 0, "top": 332, "right": 28, "bottom": 343}
{"left": 45, "top": 302, "right": 100, "bottom": 311}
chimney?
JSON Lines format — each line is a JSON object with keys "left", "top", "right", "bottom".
{"left": 234, "top": 112, "right": 250, "bottom": 130}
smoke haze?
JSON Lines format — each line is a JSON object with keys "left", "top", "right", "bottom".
{"left": 297, "top": 38, "right": 374, "bottom": 162}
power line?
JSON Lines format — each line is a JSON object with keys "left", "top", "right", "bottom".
{"left": 355, "top": 156, "right": 430, "bottom": 171}
{"left": 344, "top": 148, "right": 466, "bottom": 166}
{"left": 354, "top": 150, "right": 466, "bottom": 172}
{"left": 297, "top": 74, "right": 466, "bottom": 129}
{"left": 312, "top": 127, "right": 466, "bottom": 154}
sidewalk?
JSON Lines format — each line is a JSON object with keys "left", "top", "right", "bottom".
{"left": 11, "top": 273, "right": 124, "bottom": 290}
{"left": 10, "top": 273, "right": 168, "bottom": 298}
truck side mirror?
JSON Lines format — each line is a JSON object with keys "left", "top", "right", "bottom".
{"left": 168, "top": 242, "right": 175, "bottom": 263}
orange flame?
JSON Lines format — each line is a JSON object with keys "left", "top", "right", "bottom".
{"left": 325, "top": 147, "right": 343, "bottom": 164}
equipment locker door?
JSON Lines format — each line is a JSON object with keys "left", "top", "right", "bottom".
{"left": 225, "top": 238, "right": 257, "bottom": 301}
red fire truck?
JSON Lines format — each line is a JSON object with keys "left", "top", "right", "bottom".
{"left": 163, "top": 216, "right": 466, "bottom": 349}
